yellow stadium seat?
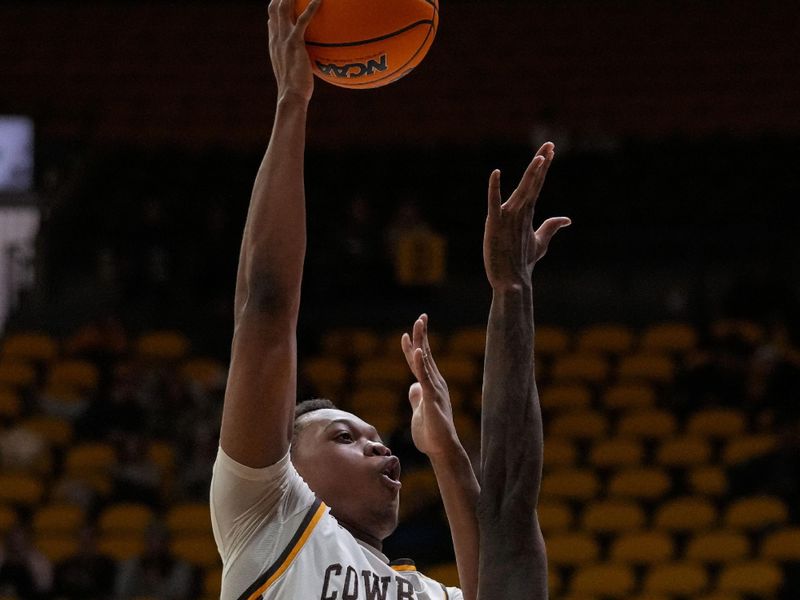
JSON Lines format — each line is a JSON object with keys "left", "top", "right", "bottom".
{"left": 424, "top": 562, "right": 459, "bottom": 587}
{"left": 35, "top": 535, "right": 79, "bottom": 563}
{"left": 548, "top": 569, "right": 561, "bottom": 596}
{"left": 717, "top": 561, "right": 783, "bottom": 595}
{"left": 446, "top": 326, "right": 485, "bottom": 357}
{"left": 601, "top": 383, "right": 656, "bottom": 410}
{"left": 550, "top": 410, "right": 608, "bottom": 440}
{"left": 543, "top": 438, "right": 578, "bottom": 469}
{"left": 98, "top": 534, "right": 145, "bottom": 561}
{"left": 180, "top": 358, "right": 226, "bottom": 390}
{"left": 98, "top": 503, "right": 154, "bottom": 535}
{"left": 349, "top": 386, "right": 401, "bottom": 415}
{"left": 695, "top": 594, "right": 743, "bottom": 600}
{"left": 135, "top": 330, "right": 190, "bottom": 361}
{"left": 761, "top": 527, "right": 800, "bottom": 561}
{"left": 724, "top": 496, "right": 788, "bottom": 531}
{"left": 722, "top": 434, "right": 777, "bottom": 465}
{"left": 0, "top": 505, "right": 18, "bottom": 534}
{"left": 540, "top": 384, "right": 592, "bottom": 411}
{"left": 644, "top": 562, "right": 709, "bottom": 595}
{"left": 545, "top": 532, "right": 600, "bottom": 566}
{"left": 204, "top": 567, "right": 222, "bottom": 597}
{"left": 46, "top": 359, "right": 99, "bottom": 392}
{"left": 581, "top": 500, "right": 646, "bottom": 533}
{"left": 301, "top": 356, "right": 348, "bottom": 398}
{"left": 617, "top": 409, "right": 677, "bottom": 439}
{"left": 711, "top": 319, "right": 765, "bottom": 345}
{"left": 577, "top": 324, "right": 634, "bottom": 355}
{"left": 65, "top": 442, "right": 115, "bottom": 474}
{"left": 687, "top": 408, "right": 746, "bottom": 439}
{"left": 148, "top": 440, "right": 175, "bottom": 473}
{"left": 687, "top": 466, "right": 728, "bottom": 497}
{"left": 354, "top": 357, "right": 410, "bottom": 387}
{"left": 541, "top": 469, "right": 600, "bottom": 501}
{"left": 551, "top": 410, "right": 607, "bottom": 442}
{"left": 0, "top": 387, "right": 21, "bottom": 420}
{"left": 321, "top": 328, "right": 379, "bottom": 359}
{"left": 433, "top": 355, "right": 479, "bottom": 387}
{"left": 0, "top": 473, "right": 44, "bottom": 506}
{"left": 641, "top": 322, "right": 697, "bottom": 353}
{"left": 1, "top": 332, "right": 58, "bottom": 362}
{"left": 166, "top": 503, "right": 212, "bottom": 536}
{"left": 536, "top": 325, "right": 571, "bottom": 356}
{"left": 607, "top": 467, "right": 671, "bottom": 500}
{"left": 610, "top": 531, "right": 674, "bottom": 565}
{"left": 617, "top": 353, "right": 675, "bottom": 383}
{"left": 654, "top": 497, "right": 717, "bottom": 532}
{"left": 686, "top": 530, "right": 750, "bottom": 563}
{"left": 0, "top": 359, "right": 37, "bottom": 389}
{"left": 656, "top": 436, "right": 712, "bottom": 467}
{"left": 33, "top": 504, "right": 86, "bottom": 535}
{"left": 588, "top": 438, "right": 644, "bottom": 469}
{"left": 571, "top": 563, "right": 635, "bottom": 597}
{"left": 20, "top": 416, "right": 74, "bottom": 448}
{"left": 551, "top": 353, "right": 609, "bottom": 384}
{"left": 171, "top": 534, "right": 220, "bottom": 568}
{"left": 537, "top": 500, "right": 573, "bottom": 533}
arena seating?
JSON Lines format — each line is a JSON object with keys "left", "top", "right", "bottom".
{"left": 0, "top": 319, "right": 797, "bottom": 599}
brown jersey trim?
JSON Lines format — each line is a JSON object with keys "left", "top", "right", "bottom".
{"left": 237, "top": 498, "right": 325, "bottom": 600}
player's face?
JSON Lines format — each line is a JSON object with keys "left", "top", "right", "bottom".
{"left": 291, "top": 409, "right": 401, "bottom": 544}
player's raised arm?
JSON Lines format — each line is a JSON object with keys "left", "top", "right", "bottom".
{"left": 220, "top": 0, "right": 321, "bottom": 469}
{"left": 401, "top": 315, "right": 480, "bottom": 600}
{"left": 477, "top": 143, "right": 570, "bottom": 598}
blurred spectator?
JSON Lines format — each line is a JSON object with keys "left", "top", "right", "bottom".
{"left": 385, "top": 199, "right": 446, "bottom": 287}
{"left": 0, "top": 526, "right": 53, "bottom": 600}
{"left": 112, "top": 432, "right": 163, "bottom": 507}
{"left": 64, "top": 315, "right": 128, "bottom": 360}
{"left": 0, "top": 426, "right": 47, "bottom": 472}
{"left": 114, "top": 523, "right": 194, "bottom": 600}
{"left": 54, "top": 525, "right": 116, "bottom": 600}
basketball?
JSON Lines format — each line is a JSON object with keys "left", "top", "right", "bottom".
{"left": 295, "top": 0, "right": 439, "bottom": 89}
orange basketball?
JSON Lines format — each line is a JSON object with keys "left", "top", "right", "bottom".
{"left": 295, "top": 0, "right": 439, "bottom": 89}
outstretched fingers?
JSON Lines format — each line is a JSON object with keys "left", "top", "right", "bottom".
{"left": 509, "top": 142, "right": 555, "bottom": 213}
{"left": 534, "top": 216, "right": 571, "bottom": 262}
{"left": 295, "top": 0, "right": 321, "bottom": 34}
{"left": 487, "top": 169, "right": 502, "bottom": 220}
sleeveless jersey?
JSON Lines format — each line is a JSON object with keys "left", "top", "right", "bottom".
{"left": 210, "top": 447, "right": 462, "bottom": 600}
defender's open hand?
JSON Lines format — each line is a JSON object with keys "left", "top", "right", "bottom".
{"left": 483, "top": 142, "right": 571, "bottom": 291}
{"left": 401, "top": 315, "right": 459, "bottom": 458}
{"left": 268, "top": 0, "right": 321, "bottom": 103}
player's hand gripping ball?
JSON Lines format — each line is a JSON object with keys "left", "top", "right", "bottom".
{"left": 294, "top": 0, "right": 439, "bottom": 89}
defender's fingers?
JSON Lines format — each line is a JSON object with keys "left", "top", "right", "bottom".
{"left": 487, "top": 169, "right": 502, "bottom": 219}
{"left": 295, "top": 0, "right": 321, "bottom": 33}
{"left": 401, "top": 332, "right": 421, "bottom": 377}
{"left": 412, "top": 317, "right": 424, "bottom": 351}
{"left": 419, "top": 314, "right": 441, "bottom": 375}
{"left": 507, "top": 155, "right": 545, "bottom": 212}
{"left": 534, "top": 217, "right": 571, "bottom": 259}
{"left": 413, "top": 349, "right": 437, "bottom": 395}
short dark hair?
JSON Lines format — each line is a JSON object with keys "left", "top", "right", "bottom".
{"left": 293, "top": 398, "right": 337, "bottom": 437}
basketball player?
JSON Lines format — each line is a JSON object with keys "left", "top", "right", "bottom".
{"left": 210, "top": 0, "right": 569, "bottom": 598}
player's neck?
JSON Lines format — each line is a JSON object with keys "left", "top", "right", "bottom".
{"left": 340, "top": 521, "right": 383, "bottom": 552}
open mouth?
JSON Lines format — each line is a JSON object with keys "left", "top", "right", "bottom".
{"left": 380, "top": 457, "right": 402, "bottom": 489}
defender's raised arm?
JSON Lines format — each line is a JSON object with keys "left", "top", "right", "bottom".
{"left": 220, "top": 0, "right": 321, "bottom": 469}
{"left": 477, "top": 143, "right": 570, "bottom": 598}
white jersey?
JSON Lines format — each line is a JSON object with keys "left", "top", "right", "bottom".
{"left": 211, "top": 447, "right": 463, "bottom": 600}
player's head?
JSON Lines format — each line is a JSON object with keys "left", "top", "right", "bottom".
{"left": 290, "top": 399, "right": 401, "bottom": 544}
